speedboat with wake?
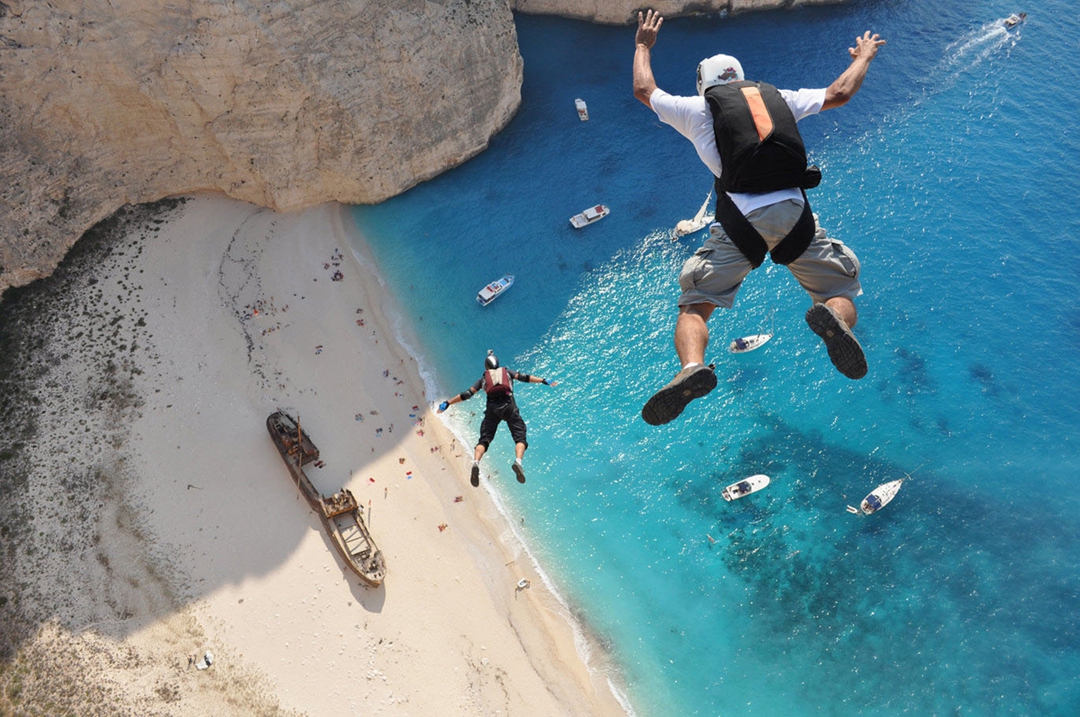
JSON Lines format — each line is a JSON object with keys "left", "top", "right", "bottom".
{"left": 1003, "top": 12, "right": 1026, "bottom": 27}
{"left": 847, "top": 479, "right": 904, "bottom": 515}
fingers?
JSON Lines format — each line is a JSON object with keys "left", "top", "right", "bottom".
{"left": 638, "top": 8, "right": 663, "bottom": 31}
{"left": 850, "top": 31, "right": 886, "bottom": 58}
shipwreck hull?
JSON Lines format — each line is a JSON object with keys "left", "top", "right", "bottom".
{"left": 267, "top": 411, "right": 386, "bottom": 587}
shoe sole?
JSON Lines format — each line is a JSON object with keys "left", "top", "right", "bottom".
{"left": 512, "top": 463, "right": 526, "bottom": 484}
{"left": 641, "top": 366, "right": 717, "bottom": 426}
{"left": 805, "top": 304, "right": 868, "bottom": 379}
{"left": 470, "top": 465, "right": 480, "bottom": 487}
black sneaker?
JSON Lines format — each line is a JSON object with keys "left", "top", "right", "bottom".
{"left": 805, "top": 304, "right": 867, "bottom": 379}
{"left": 512, "top": 462, "right": 526, "bottom": 484}
{"left": 641, "top": 364, "right": 717, "bottom": 426}
{"left": 470, "top": 463, "right": 480, "bottom": 487}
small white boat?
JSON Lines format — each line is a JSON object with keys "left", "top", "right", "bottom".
{"left": 575, "top": 98, "right": 589, "bottom": 121}
{"left": 570, "top": 204, "right": 610, "bottom": 229}
{"left": 1003, "top": 12, "right": 1026, "bottom": 27}
{"left": 722, "top": 474, "right": 770, "bottom": 501}
{"left": 729, "top": 309, "right": 775, "bottom": 353}
{"left": 847, "top": 479, "right": 904, "bottom": 515}
{"left": 476, "top": 274, "right": 514, "bottom": 306}
{"left": 674, "top": 191, "right": 714, "bottom": 237}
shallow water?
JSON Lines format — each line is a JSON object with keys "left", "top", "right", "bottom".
{"left": 352, "top": 1, "right": 1080, "bottom": 713}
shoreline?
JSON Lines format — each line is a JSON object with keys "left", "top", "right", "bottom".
{"left": 0, "top": 193, "right": 628, "bottom": 715}
{"left": 344, "top": 209, "right": 631, "bottom": 707}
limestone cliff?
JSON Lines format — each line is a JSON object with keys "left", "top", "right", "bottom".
{"left": 0, "top": 0, "right": 847, "bottom": 294}
{"left": 511, "top": 0, "right": 843, "bottom": 26}
{"left": 0, "top": 0, "right": 522, "bottom": 292}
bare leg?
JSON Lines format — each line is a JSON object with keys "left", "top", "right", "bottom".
{"left": 674, "top": 303, "right": 716, "bottom": 366}
{"left": 806, "top": 298, "right": 867, "bottom": 379}
{"left": 512, "top": 443, "right": 527, "bottom": 483}
{"left": 470, "top": 444, "right": 486, "bottom": 487}
{"left": 825, "top": 296, "right": 857, "bottom": 329}
{"left": 642, "top": 303, "right": 719, "bottom": 425}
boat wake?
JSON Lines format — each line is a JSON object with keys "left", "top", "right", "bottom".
{"left": 931, "top": 19, "right": 1021, "bottom": 92}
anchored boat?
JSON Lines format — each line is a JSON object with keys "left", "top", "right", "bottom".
{"left": 570, "top": 204, "right": 610, "bottom": 229}
{"left": 730, "top": 309, "right": 775, "bottom": 353}
{"left": 847, "top": 479, "right": 904, "bottom": 516}
{"left": 722, "top": 474, "right": 770, "bottom": 501}
{"left": 477, "top": 274, "right": 514, "bottom": 306}
{"left": 674, "top": 191, "right": 714, "bottom": 237}
{"left": 267, "top": 411, "right": 386, "bottom": 586}
{"left": 575, "top": 98, "right": 589, "bottom": 121}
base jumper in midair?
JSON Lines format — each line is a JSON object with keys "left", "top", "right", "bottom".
{"left": 633, "top": 9, "right": 886, "bottom": 425}
{"left": 437, "top": 351, "right": 557, "bottom": 486}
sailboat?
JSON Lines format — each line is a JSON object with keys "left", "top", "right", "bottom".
{"left": 729, "top": 308, "right": 775, "bottom": 354}
{"left": 674, "top": 191, "right": 714, "bottom": 237}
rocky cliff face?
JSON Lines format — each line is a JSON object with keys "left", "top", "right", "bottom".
{"left": 0, "top": 0, "right": 844, "bottom": 294}
{"left": 511, "top": 0, "right": 840, "bottom": 25}
{"left": 0, "top": 0, "right": 522, "bottom": 293}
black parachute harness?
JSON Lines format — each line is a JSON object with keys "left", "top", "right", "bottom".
{"left": 705, "top": 81, "right": 822, "bottom": 268}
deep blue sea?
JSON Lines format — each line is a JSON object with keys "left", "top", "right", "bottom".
{"left": 352, "top": 1, "right": 1080, "bottom": 713}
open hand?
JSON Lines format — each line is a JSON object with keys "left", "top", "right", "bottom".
{"left": 849, "top": 31, "right": 886, "bottom": 62}
{"left": 636, "top": 9, "right": 663, "bottom": 49}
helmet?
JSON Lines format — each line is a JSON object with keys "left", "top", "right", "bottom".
{"left": 485, "top": 350, "right": 499, "bottom": 369}
{"left": 696, "top": 54, "right": 744, "bottom": 96}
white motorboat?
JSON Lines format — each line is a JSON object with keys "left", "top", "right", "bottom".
{"left": 575, "top": 98, "right": 589, "bottom": 121}
{"left": 674, "top": 191, "right": 714, "bottom": 237}
{"left": 847, "top": 479, "right": 904, "bottom": 515}
{"left": 476, "top": 274, "right": 514, "bottom": 306}
{"left": 722, "top": 474, "right": 770, "bottom": 501}
{"left": 570, "top": 204, "right": 610, "bottom": 229}
{"left": 1003, "top": 12, "right": 1026, "bottom": 27}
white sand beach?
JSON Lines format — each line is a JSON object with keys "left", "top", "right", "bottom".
{"left": 0, "top": 194, "right": 627, "bottom": 715}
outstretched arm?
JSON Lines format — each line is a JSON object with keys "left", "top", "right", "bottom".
{"left": 633, "top": 10, "right": 664, "bottom": 108}
{"left": 513, "top": 370, "right": 558, "bottom": 387}
{"left": 437, "top": 380, "right": 482, "bottom": 412}
{"left": 822, "top": 31, "right": 886, "bottom": 111}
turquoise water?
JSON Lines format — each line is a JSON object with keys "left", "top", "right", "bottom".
{"left": 352, "top": 2, "right": 1080, "bottom": 714}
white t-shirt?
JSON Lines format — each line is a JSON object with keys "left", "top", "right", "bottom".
{"left": 650, "top": 86, "right": 826, "bottom": 216}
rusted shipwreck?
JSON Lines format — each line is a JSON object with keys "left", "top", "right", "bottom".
{"left": 266, "top": 411, "right": 386, "bottom": 587}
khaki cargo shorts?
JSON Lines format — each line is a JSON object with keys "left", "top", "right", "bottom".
{"left": 677, "top": 199, "right": 862, "bottom": 309}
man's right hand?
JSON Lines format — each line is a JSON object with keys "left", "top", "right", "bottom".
{"left": 848, "top": 31, "right": 886, "bottom": 63}
{"left": 636, "top": 9, "right": 663, "bottom": 49}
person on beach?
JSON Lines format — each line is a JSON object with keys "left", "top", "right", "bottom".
{"left": 437, "top": 351, "right": 557, "bottom": 487}
{"left": 632, "top": 9, "right": 886, "bottom": 425}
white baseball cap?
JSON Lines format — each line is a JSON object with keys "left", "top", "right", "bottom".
{"left": 696, "top": 54, "right": 745, "bottom": 96}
